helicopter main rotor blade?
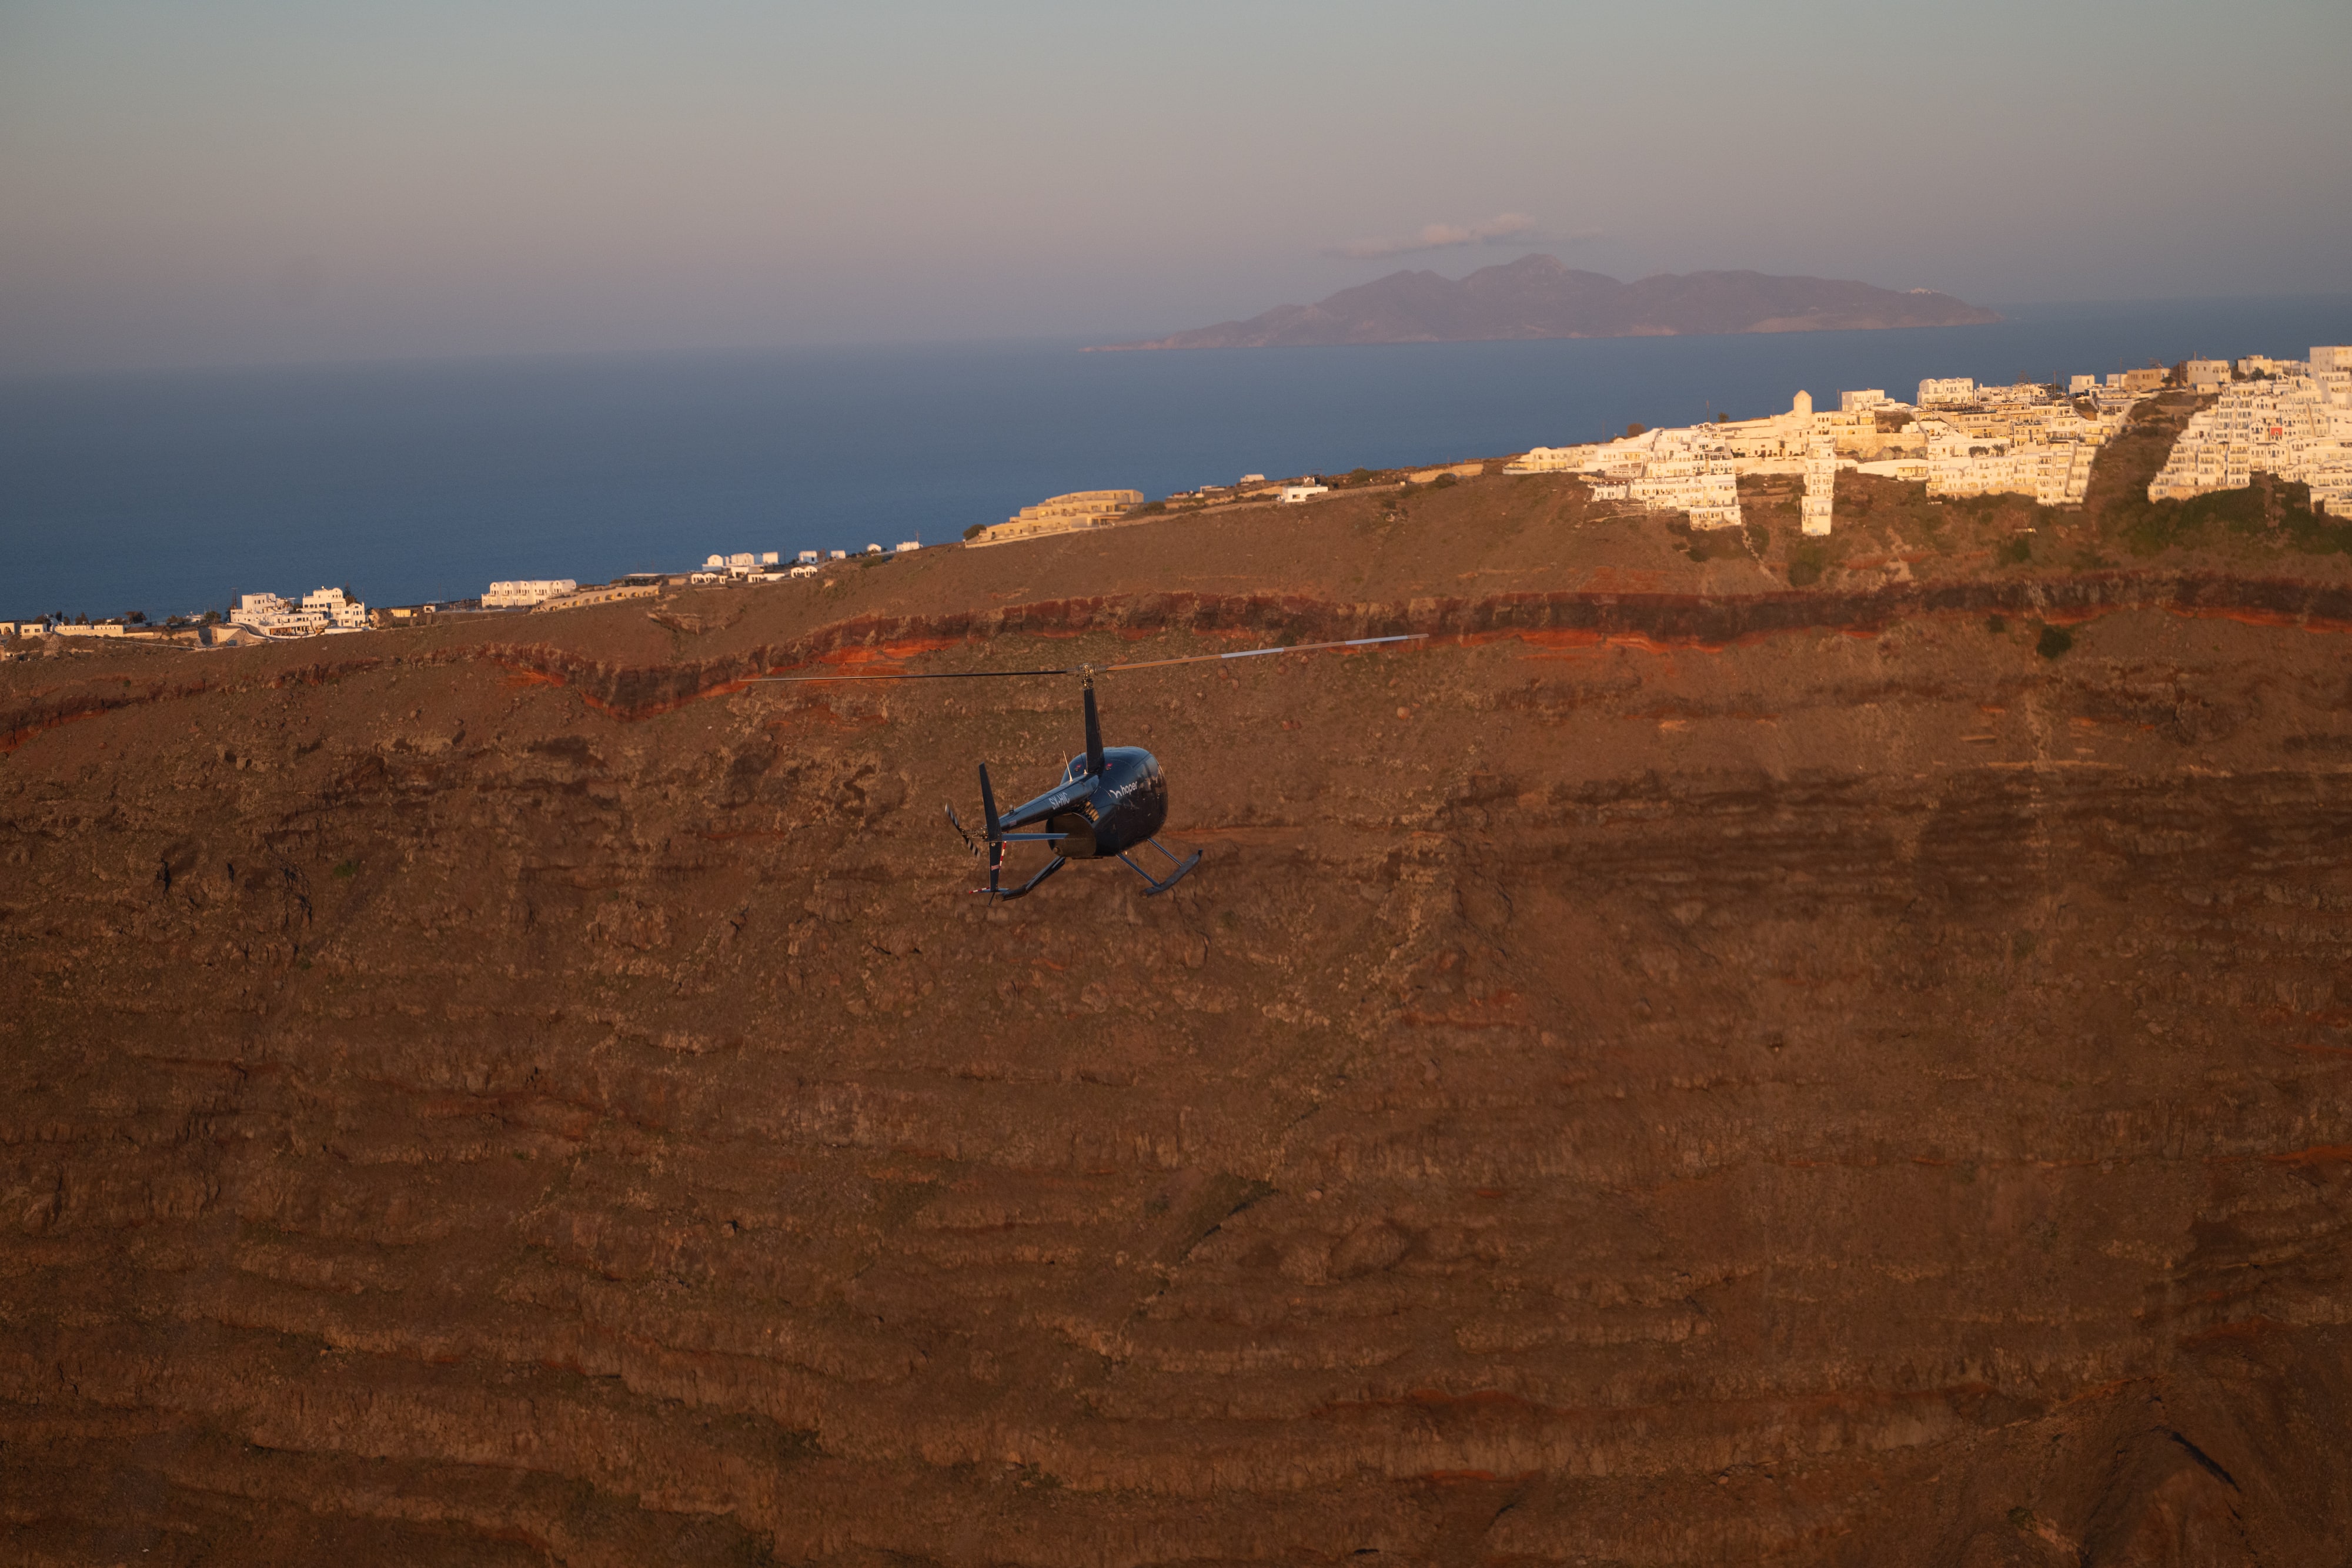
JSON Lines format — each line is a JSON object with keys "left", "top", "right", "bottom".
{"left": 750, "top": 666, "right": 1071, "bottom": 683}
{"left": 746, "top": 633, "right": 1424, "bottom": 684}
{"left": 1097, "top": 633, "right": 1425, "bottom": 674}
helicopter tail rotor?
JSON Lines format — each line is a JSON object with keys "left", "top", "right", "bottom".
{"left": 943, "top": 801, "right": 979, "bottom": 855}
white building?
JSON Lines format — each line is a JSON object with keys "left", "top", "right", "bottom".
{"left": 2149, "top": 364, "right": 2352, "bottom": 515}
{"left": 1505, "top": 446, "right": 1602, "bottom": 474}
{"left": 828, "top": 550, "right": 847, "bottom": 561}
{"left": 299, "top": 586, "right": 370, "bottom": 631}
{"left": 483, "top": 579, "right": 576, "bottom": 609}
{"left": 894, "top": 539, "right": 921, "bottom": 553}
{"left": 231, "top": 592, "right": 327, "bottom": 636}
{"left": 2183, "top": 359, "right": 2231, "bottom": 392}
{"left": 1922, "top": 423, "right": 2104, "bottom": 506}
{"left": 1516, "top": 372, "right": 2154, "bottom": 527}
{"left": 228, "top": 587, "right": 370, "bottom": 636}
{"left": 1509, "top": 390, "right": 1844, "bottom": 530}
{"left": 691, "top": 553, "right": 779, "bottom": 577}
{"left": 1802, "top": 434, "right": 1838, "bottom": 536}
{"left": 797, "top": 550, "right": 820, "bottom": 564}
{"left": 1279, "top": 483, "right": 1330, "bottom": 503}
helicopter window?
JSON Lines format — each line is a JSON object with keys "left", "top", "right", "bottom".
{"left": 1065, "top": 754, "right": 1088, "bottom": 780}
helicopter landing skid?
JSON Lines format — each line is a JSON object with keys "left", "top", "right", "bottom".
{"left": 978, "top": 852, "right": 1065, "bottom": 901}
{"left": 1120, "top": 838, "right": 1201, "bottom": 898}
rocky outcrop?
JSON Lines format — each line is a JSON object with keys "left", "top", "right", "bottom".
{"left": 5, "top": 575, "right": 2352, "bottom": 1564}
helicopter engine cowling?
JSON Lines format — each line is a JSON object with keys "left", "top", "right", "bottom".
{"left": 1045, "top": 813, "right": 1098, "bottom": 858}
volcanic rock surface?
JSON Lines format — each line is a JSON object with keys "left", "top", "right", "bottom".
{"left": 6, "top": 465, "right": 2352, "bottom": 1566}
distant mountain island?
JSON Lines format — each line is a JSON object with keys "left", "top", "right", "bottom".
{"left": 1095, "top": 254, "right": 1999, "bottom": 350}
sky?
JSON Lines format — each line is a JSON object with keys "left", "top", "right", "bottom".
{"left": 3, "top": 0, "right": 2348, "bottom": 373}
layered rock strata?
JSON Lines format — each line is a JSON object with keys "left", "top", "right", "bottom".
{"left": 5, "top": 572, "right": 2352, "bottom": 1564}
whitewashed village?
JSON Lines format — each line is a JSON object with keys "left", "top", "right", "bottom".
{"left": 1505, "top": 346, "right": 2352, "bottom": 534}
{"left": 7, "top": 346, "right": 2351, "bottom": 653}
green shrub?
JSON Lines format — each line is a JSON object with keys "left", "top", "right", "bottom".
{"left": 1433, "top": 473, "right": 1458, "bottom": 489}
{"left": 2276, "top": 504, "right": 2352, "bottom": 556}
{"left": 1997, "top": 536, "right": 2033, "bottom": 566}
{"left": 2036, "top": 624, "right": 2073, "bottom": 659}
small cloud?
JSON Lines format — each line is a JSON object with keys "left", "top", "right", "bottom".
{"left": 1328, "top": 212, "right": 1547, "bottom": 260}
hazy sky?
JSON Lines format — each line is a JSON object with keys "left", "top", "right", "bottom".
{"left": 4, "top": 0, "right": 2348, "bottom": 372}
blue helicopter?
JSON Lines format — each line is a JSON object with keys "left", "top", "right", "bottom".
{"left": 754, "top": 634, "right": 1422, "bottom": 900}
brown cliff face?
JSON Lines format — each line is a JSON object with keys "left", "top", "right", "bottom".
{"left": 5, "top": 480, "right": 2352, "bottom": 1566}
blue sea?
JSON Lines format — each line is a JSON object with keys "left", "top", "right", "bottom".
{"left": 8, "top": 295, "right": 2352, "bottom": 621}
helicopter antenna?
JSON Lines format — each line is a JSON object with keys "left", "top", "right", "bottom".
{"left": 747, "top": 633, "right": 1425, "bottom": 684}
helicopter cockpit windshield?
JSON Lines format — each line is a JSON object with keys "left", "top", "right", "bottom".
{"left": 1064, "top": 754, "right": 1088, "bottom": 781}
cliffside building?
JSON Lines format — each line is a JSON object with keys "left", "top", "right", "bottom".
{"left": 300, "top": 587, "right": 369, "bottom": 630}
{"left": 483, "top": 580, "right": 576, "bottom": 609}
{"left": 1508, "top": 344, "right": 2350, "bottom": 535}
{"left": 1802, "top": 434, "right": 1838, "bottom": 536}
{"left": 971, "top": 490, "right": 1144, "bottom": 547}
{"left": 230, "top": 587, "right": 369, "bottom": 636}
{"left": 528, "top": 583, "right": 659, "bottom": 613}
{"left": 2149, "top": 356, "right": 2352, "bottom": 515}
{"left": 1508, "top": 391, "right": 1837, "bottom": 530}
{"left": 1508, "top": 375, "right": 2137, "bottom": 527}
